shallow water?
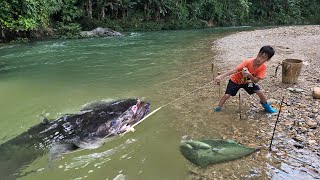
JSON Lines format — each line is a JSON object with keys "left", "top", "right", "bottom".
{"left": 0, "top": 27, "right": 318, "bottom": 180}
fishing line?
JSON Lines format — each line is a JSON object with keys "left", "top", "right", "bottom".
{"left": 154, "top": 65, "right": 207, "bottom": 86}
{"left": 124, "top": 61, "right": 217, "bottom": 132}
{"left": 160, "top": 81, "right": 213, "bottom": 108}
{"left": 124, "top": 81, "right": 214, "bottom": 133}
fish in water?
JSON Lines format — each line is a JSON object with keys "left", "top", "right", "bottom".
{"left": 0, "top": 98, "right": 150, "bottom": 179}
{"left": 180, "top": 139, "right": 258, "bottom": 167}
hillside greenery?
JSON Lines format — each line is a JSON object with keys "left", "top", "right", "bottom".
{"left": 1, "top": 0, "right": 320, "bottom": 42}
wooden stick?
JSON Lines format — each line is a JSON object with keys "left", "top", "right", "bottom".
{"left": 269, "top": 96, "right": 285, "bottom": 151}
{"left": 239, "top": 90, "right": 241, "bottom": 120}
{"left": 217, "top": 72, "right": 221, "bottom": 97}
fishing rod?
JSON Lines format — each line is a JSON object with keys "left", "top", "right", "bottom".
{"left": 239, "top": 91, "right": 241, "bottom": 120}
{"left": 269, "top": 96, "right": 285, "bottom": 151}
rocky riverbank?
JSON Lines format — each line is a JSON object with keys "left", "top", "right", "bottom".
{"left": 212, "top": 25, "right": 320, "bottom": 179}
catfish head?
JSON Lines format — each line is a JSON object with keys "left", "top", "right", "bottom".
{"left": 95, "top": 99, "right": 151, "bottom": 137}
{"left": 115, "top": 99, "right": 151, "bottom": 134}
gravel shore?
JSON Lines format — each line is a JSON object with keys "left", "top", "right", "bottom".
{"left": 211, "top": 25, "right": 320, "bottom": 179}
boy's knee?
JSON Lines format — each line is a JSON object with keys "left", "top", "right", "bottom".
{"left": 224, "top": 94, "right": 231, "bottom": 98}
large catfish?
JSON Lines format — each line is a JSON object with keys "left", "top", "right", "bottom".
{"left": 0, "top": 98, "right": 150, "bottom": 179}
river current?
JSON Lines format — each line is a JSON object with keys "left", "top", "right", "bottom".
{"left": 1, "top": 27, "right": 313, "bottom": 180}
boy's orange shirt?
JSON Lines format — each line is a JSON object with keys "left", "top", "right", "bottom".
{"left": 230, "top": 58, "right": 266, "bottom": 84}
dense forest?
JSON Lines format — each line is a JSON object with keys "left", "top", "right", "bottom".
{"left": 1, "top": 0, "right": 320, "bottom": 42}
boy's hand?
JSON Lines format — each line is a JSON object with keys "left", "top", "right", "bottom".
{"left": 242, "top": 68, "right": 252, "bottom": 77}
{"left": 214, "top": 75, "right": 222, "bottom": 85}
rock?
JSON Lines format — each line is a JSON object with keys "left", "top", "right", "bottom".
{"left": 80, "top": 31, "right": 95, "bottom": 37}
{"left": 268, "top": 99, "right": 280, "bottom": 104}
{"left": 312, "top": 108, "right": 318, "bottom": 113}
{"left": 287, "top": 88, "right": 304, "bottom": 93}
{"left": 308, "top": 140, "right": 316, "bottom": 144}
{"left": 283, "top": 120, "right": 293, "bottom": 126}
{"left": 92, "top": 27, "right": 122, "bottom": 36}
{"left": 293, "top": 135, "right": 305, "bottom": 142}
{"left": 305, "top": 96, "right": 313, "bottom": 101}
{"left": 307, "top": 132, "right": 315, "bottom": 137}
{"left": 299, "top": 127, "right": 307, "bottom": 133}
{"left": 293, "top": 143, "right": 304, "bottom": 149}
{"left": 308, "top": 114, "right": 316, "bottom": 118}
{"left": 312, "top": 87, "right": 320, "bottom": 99}
{"left": 306, "top": 119, "right": 317, "bottom": 128}
{"left": 298, "top": 104, "right": 307, "bottom": 108}
{"left": 80, "top": 27, "right": 123, "bottom": 37}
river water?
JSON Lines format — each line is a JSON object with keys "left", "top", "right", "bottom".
{"left": 1, "top": 27, "right": 315, "bottom": 180}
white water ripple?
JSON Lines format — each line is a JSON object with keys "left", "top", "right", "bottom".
{"left": 62, "top": 138, "right": 137, "bottom": 170}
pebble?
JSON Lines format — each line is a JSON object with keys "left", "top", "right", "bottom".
{"left": 294, "top": 143, "right": 304, "bottom": 149}
{"left": 306, "top": 120, "right": 318, "bottom": 128}
{"left": 307, "top": 132, "right": 315, "bottom": 137}
{"left": 293, "top": 135, "right": 305, "bottom": 142}
{"left": 308, "top": 140, "right": 316, "bottom": 144}
{"left": 283, "top": 120, "right": 293, "bottom": 126}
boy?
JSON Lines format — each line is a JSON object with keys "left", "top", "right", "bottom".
{"left": 213, "top": 45, "right": 277, "bottom": 113}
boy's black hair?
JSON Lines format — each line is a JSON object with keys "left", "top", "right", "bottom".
{"left": 259, "top": 45, "right": 275, "bottom": 59}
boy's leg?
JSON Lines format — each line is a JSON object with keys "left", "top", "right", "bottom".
{"left": 213, "top": 94, "right": 231, "bottom": 111}
{"left": 255, "top": 89, "right": 267, "bottom": 104}
{"left": 218, "top": 94, "right": 231, "bottom": 107}
{"left": 213, "top": 80, "right": 239, "bottom": 112}
{"left": 255, "top": 90, "right": 277, "bottom": 113}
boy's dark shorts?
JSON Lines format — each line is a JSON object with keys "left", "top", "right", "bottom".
{"left": 225, "top": 80, "right": 261, "bottom": 96}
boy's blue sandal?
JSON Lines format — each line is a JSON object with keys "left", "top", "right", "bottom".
{"left": 260, "top": 101, "right": 278, "bottom": 113}
{"left": 212, "top": 107, "right": 221, "bottom": 112}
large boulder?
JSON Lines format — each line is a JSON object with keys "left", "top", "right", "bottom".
{"left": 80, "top": 27, "right": 123, "bottom": 37}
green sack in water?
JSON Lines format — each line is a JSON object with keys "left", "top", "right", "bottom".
{"left": 180, "top": 139, "right": 258, "bottom": 167}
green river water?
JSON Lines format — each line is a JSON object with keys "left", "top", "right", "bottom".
{"left": 1, "top": 27, "right": 309, "bottom": 180}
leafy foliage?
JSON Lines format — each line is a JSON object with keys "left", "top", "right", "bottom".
{"left": 1, "top": 0, "right": 320, "bottom": 41}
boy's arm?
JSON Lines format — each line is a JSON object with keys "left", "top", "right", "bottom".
{"left": 243, "top": 71, "right": 261, "bottom": 83}
{"left": 247, "top": 74, "right": 261, "bottom": 83}
{"left": 243, "top": 65, "right": 265, "bottom": 83}
{"left": 214, "top": 67, "right": 238, "bottom": 82}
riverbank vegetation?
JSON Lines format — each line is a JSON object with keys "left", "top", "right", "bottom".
{"left": 1, "top": 0, "right": 320, "bottom": 42}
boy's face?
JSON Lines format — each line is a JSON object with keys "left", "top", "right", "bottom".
{"left": 254, "top": 53, "right": 270, "bottom": 66}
